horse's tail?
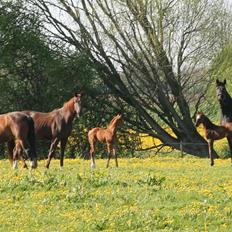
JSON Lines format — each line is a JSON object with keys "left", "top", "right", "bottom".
{"left": 26, "top": 116, "right": 37, "bottom": 163}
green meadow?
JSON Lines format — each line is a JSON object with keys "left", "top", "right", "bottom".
{"left": 1, "top": 156, "right": 232, "bottom": 232}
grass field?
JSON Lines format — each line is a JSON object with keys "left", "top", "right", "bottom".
{"left": 1, "top": 156, "right": 232, "bottom": 231}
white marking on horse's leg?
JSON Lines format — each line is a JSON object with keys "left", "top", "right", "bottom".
{"left": 29, "top": 160, "right": 37, "bottom": 169}
{"left": 91, "top": 162, "right": 96, "bottom": 169}
{"left": 13, "top": 160, "right": 18, "bottom": 169}
{"left": 29, "top": 160, "right": 33, "bottom": 168}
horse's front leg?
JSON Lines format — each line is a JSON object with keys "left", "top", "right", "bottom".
{"left": 106, "top": 143, "right": 112, "bottom": 168}
{"left": 45, "top": 138, "right": 59, "bottom": 169}
{"left": 112, "top": 144, "right": 118, "bottom": 167}
{"left": 60, "top": 138, "right": 68, "bottom": 167}
{"left": 208, "top": 140, "right": 214, "bottom": 166}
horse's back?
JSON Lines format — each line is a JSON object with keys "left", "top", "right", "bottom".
{"left": 88, "top": 127, "right": 113, "bottom": 143}
{"left": 22, "top": 110, "right": 66, "bottom": 140}
{"left": 88, "top": 128, "right": 101, "bottom": 137}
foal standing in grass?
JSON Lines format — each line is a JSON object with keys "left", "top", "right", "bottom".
{"left": 88, "top": 114, "right": 122, "bottom": 168}
{"left": 195, "top": 112, "right": 231, "bottom": 166}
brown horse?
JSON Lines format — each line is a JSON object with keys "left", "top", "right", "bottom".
{"left": 88, "top": 114, "right": 122, "bottom": 168}
{"left": 0, "top": 112, "right": 37, "bottom": 169}
{"left": 8, "top": 93, "right": 82, "bottom": 168}
{"left": 195, "top": 112, "right": 230, "bottom": 166}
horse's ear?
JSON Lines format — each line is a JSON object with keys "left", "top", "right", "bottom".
{"left": 216, "top": 79, "right": 220, "bottom": 85}
{"left": 223, "top": 79, "right": 227, "bottom": 85}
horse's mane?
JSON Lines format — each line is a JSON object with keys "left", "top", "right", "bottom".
{"left": 63, "top": 97, "right": 74, "bottom": 110}
{"left": 108, "top": 116, "right": 118, "bottom": 127}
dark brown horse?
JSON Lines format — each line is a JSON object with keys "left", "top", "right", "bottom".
{"left": 195, "top": 112, "right": 230, "bottom": 166}
{"left": 216, "top": 79, "right": 232, "bottom": 162}
{"left": 88, "top": 114, "right": 122, "bottom": 168}
{"left": 0, "top": 112, "right": 38, "bottom": 169}
{"left": 8, "top": 93, "right": 82, "bottom": 168}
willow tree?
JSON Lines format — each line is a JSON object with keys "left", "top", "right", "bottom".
{"left": 30, "top": 0, "right": 232, "bottom": 157}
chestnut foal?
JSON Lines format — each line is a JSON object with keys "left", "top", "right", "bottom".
{"left": 195, "top": 112, "right": 231, "bottom": 166}
{"left": 88, "top": 114, "right": 122, "bottom": 168}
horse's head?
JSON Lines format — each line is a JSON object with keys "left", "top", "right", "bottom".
{"left": 73, "top": 92, "right": 82, "bottom": 116}
{"left": 115, "top": 113, "right": 123, "bottom": 125}
{"left": 195, "top": 112, "right": 205, "bottom": 127}
{"left": 216, "top": 79, "right": 228, "bottom": 103}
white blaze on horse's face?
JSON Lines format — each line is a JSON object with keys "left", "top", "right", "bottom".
{"left": 195, "top": 114, "right": 202, "bottom": 127}
{"left": 196, "top": 114, "right": 201, "bottom": 121}
{"left": 74, "top": 93, "right": 82, "bottom": 116}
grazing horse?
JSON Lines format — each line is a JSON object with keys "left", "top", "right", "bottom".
{"left": 195, "top": 112, "right": 230, "bottom": 166}
{"left": 216, "top": 79, "right": 232, "bottom": 162}
{"left": 1, "top": 112, "right": 37, "bottom": 169}
{"left": 88, "top": 114, "right": 122, "bottom": 168}
{"left": 8, "top": 93, "right": 82, "bottom": 168}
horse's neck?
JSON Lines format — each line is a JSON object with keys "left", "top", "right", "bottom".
{"left": 107, "top": 119, "right": 119, "bottom": 134}
{"left": 60, "top": 100, "right": 76, "bottom": 123}
{"left": 220, "top": 98, "right": 232, "bottom": 123}
{"left": 202, "top": 117, "right": 215, "bottom": 130}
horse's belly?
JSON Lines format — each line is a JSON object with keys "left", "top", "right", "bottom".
{"left": 35, "top": 127, "right": 53, "bottom": 140}
{"left": 0, "top": 130, "right": 13, "bottom": 142}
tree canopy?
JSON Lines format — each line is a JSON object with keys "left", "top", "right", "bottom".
{"left": 24, "top": 0, "right": 232, "bottom": 157}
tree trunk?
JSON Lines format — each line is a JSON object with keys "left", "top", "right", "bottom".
{"left": 180, "top": 141, "right": 219, "bottom": 158}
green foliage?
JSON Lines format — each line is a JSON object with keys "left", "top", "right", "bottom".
{"left": 0, "top": 1, "right": 147, "bottom": 159}
{"left": 205, "top": 42, "right": 232, "bottom": 119}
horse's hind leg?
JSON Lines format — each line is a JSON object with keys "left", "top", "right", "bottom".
{"left": 7, "top": 140, "right": 15, "bottom": 166}
{"left": 88, "top": 135, "right": 96, "bottom": 168}
{"left": 45, "top": 138, "right": 59, "bottom": 169}
{"left": 17, "top": 139, "right": 36, "bottom": 169}
{"left": 20, "top": 156, "right": 28, "bottom": 169}
{"left": 18, "top": 145, "right": 28, "bottom": 169}
{"left": 12, "top": 143, "right": 20, "bottom": 169}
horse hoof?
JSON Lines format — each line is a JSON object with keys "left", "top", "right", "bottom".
{"left": 29, "top": 160, "right": 38, "bottom": 169}
{"left": 211, "top": 163, "right": 214, "bottom": 166}
{"left": 13, "top": 161, "right": 18, "bottom": 169}
{"left": 91, "top": 163, "right": 96, "bottom": 169}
